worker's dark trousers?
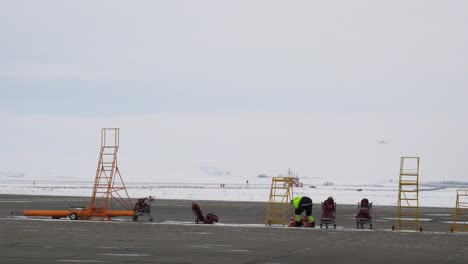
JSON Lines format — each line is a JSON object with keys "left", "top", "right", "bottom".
{"left": 295, "top": 197, "right": 313, "bottom": 227}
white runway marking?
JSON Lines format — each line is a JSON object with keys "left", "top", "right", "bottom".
{"left": 95, "top": 247, "right": 120, "bottom": 249}
{"left": 100, "top": 253, "right": 151, "bottom": 257}
{"left": 425, "top": 214, "right": 452, "bottom": 216}
{"left": 0, "top": 200, "right": 31, "bottom": 203}
{"left": 184, "top": 232, "right": 213, "bottom": 235}
{"left": 225, "top": 249, "right": 250, "bottom": 252}
{"left": 382, "top": 217, "right": 433, "bottom": 221}
{"left": 441, "top": 221, "right": 468, "bottom": 224}
{"left": 3, "top": 217, "right": 459, "bottom": 234}
{"left": 56, "top": 260, "right": 111, "bottom": 263}
{"left": 190, "top": 244, "right": 232, "bottom": 250}
{"left": 200, "top": 244, "right": 230, "bottom": 247}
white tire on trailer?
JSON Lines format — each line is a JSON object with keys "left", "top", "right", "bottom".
{"left": 69, "top": 213, "right": 78, "bottom": 220}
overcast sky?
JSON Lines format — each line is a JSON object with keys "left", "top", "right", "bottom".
{"left": 1, "top": 1, "right": 467, "bottom": 184}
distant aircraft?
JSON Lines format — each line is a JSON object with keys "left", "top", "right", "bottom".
{"left": 378, "top": 140, "right": 390, "bottom": 144}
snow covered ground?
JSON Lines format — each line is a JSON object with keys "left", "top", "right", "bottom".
{"left": 0, "top": 174, "right": 464, "bottom": 208}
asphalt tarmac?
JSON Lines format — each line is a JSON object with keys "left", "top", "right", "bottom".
{"left": 0, "top": 194, "right": 467, "bottom": 263}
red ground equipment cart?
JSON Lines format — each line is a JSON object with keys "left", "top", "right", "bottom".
{"left": 133, "top": 196, "right": 154, "bottom": 222}
{"left": 192, "top": 202, "right": 219, "bottom": 224}
{"left": 320, "top": 197, "right": 336, "bottom": 229}
{"left": 355, "top": 198, "right": 372, "bottom": 229}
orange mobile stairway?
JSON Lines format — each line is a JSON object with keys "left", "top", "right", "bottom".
{"left": 23, "top": 128, "right": 135, "bottom": 220}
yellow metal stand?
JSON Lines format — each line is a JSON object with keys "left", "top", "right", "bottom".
{"left": 393, "top": 157, "right": 422, "bottom": 232}
{"left": 265, "top": 176, "right": 294, "bottom": 226}
{"left": 450, "top": 189, "right": 468, "bottom": 232}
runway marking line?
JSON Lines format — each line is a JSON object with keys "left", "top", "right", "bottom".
{"left": 184, "top": 231, "right": 213, "bottom": 235}
{"left": 94, "top": 247, "right": 121, "bottom": 249}
{"left": 4, "top": 217, "right": 467, "bottom": 235}
{"left": 0, "top": 200, "right": 31, "bottom": 203}
{"left": 100, "top": 253, "right": 151, "bottom": 257}
{"left": 190, "top": 244, "right": 232, "bottom": 249}
{"left": 382, "top": 217, "right": 433, "bottom": 221}
{"left": 56, "top": 260, "right": 111, "bottom": 263}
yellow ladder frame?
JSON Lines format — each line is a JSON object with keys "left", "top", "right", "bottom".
{"left": 395, "top": 157, "right": 421, "bottom": 231}
{"left": 265, "top": 177, "right": 294, "bottom": 226}
{"left": 451, "top": 189, "right": 468, "bottom": 232}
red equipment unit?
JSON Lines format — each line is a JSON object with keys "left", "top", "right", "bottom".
{"left": 320, "top": 197, "right": 336, "bottom": 229}
{"left": 356, "top": 198, "right": 373, "bottom": 229}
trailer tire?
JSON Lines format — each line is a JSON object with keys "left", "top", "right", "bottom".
{"left": 69, "top": 213, "right": 78, "bottom": 220}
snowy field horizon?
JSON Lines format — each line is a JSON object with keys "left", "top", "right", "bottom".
{"left": 2, "top": 113, "right": 468, "bottom": 209}
{"left": 1, "top": 170, "right": 467, "bottom": 208}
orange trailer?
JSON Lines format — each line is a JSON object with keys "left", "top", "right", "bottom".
{"left": 23, "top": 209, "right": 135, "bottom": 220}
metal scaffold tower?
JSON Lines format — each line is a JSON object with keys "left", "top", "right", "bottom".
{"left": 88, "top": 128, "right": 133, "bottom": 220}
{"left": 393, "top": 157, "right": 422, "bottom": 232}
{"left": 450, "top": 189, "right": 468, "bottom": 232}
{"left": 22, "top": 128, "right": 135, "bottom": 220}
{"left": 265, "top": 174, "right": 294, "bottom": 226}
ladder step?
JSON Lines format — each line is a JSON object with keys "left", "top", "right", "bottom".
{"left": 400, "top": 183, "right": 418, "bottom": 186}
{"left": 400, "top": 173, "right": 419, "bottom": 176}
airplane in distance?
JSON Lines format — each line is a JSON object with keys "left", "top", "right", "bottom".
{"left": 377, "top": 140, "right": 390, "bottom": 144}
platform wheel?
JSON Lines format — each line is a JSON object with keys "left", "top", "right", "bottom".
{"left": 69, "top": 212, "right": 78, "bottom": 220}
{"left": 334, "top": 224, "right": 336, "bottom": 229}
{"left": 370, "top": 223, "right": 373, "bottom": 229}
{"left": 320, "top": 224, "right": 323, "bottom": 229}
{"left": 132, "top": 215, "right": 138, "bottom": 222}
{"left": 391, "top": 225, "right": 395, "bottom": 231}
{"left": 326, "top": 224, "right": 328, "bottom": 229}
{"left": 419, "top": 227, "right": 423, "bottom": 232}
{"left": 149, "top": 217, "right": 154, "bottom": 222}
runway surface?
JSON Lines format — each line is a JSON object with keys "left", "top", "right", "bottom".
{"left": 0, "top": 194, "right": 467, "bottom": 263}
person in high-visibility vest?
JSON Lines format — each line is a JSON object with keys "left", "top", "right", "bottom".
{"left": 291, "top": 196, "right": 315, "bottom": 227}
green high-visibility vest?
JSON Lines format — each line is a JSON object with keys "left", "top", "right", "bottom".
{"left": 291, "top": 196, "right": 303, "bottom": 209}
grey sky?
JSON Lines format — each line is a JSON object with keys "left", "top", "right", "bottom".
{"left": 1, "top": 1, "right": 467, "bottom": 114}
{"left": 1, "top": 1, "right": 468, "bottom": 183}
